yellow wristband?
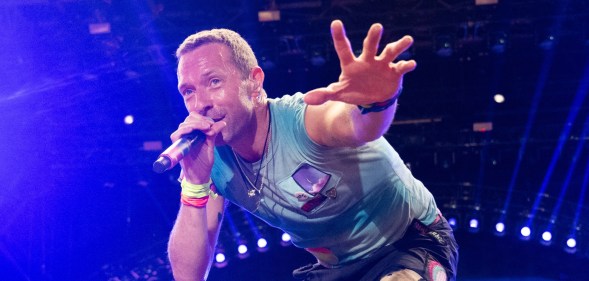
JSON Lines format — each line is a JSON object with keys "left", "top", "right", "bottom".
{"left": 181, "top": 178, "right": 212, "bottom": 198}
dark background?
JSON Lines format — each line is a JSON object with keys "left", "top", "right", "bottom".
{"left": 0, "top": 0, "right": 588, "bottom": 280}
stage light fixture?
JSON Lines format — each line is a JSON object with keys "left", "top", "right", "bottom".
{"left": 564, "top": 237, "right": 577, "bottom": 254}
{"left": 213, "top": 248, "right": 228, "bottom": 268}
{"left": 281, "top": 232, "right": 292, "bottom": 246}
{"left": 468, "top": 218, "right": 480, "bottom": 233}
{"left": 566, "top": 237, "right": 576, "bottom": 248}
{"left": 237, "top": 244, "right": 248, "bottom": 254}
{"left": 282, "top": 232, "right": 291, "bottom": 242}
{"left": 215, "top": 252, "right": 226, "bottom": 263}
{"left": 257, "top": 238, "right": 269, "bottom": 253}
{"left": 447, "top": 217, "right": 458, "bottom": 230}
{"left": 124, "top": 115, "right": 134, "bottom": 125}
{"left": 494, "top": 222, "right": 506, "bottom": 236}
{"left": 541, "top": 231, "right": 552, "bottom": 245}
{"left": 237, "top": 241, "right": 250, "bottom": 259}
{"left": 493, "top": 94, "right": 505, "bottom": 104}
{"left": 520, "top": 226, "right": 531, "bottom": 240}
{"left": 257, "top": 238, "right": 268, "bottom": 248}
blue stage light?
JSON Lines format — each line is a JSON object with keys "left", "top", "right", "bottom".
{"left": 215, "top": 252, "right": 226, "bottom": 263}
{"left": 257, "top": 238, "right": 268, "bottom": 249}
{"left": 448, "top": 217, "right": 458, "bottom": 229}
{"left": 237, "top": 244, "right": 248, "bottom": 255}
{"left": 541, "top": 231, "right": 552, "bottom": 243}
{"left": 566, "top": 238, "right": 576, "bottom": 248}
{"left": 281, "top": 232, "right": 291, "bottom": 242}
{"left": 495, "top": 222, "right": 505, "bottom": 233}
{"left": 520, "top": 226, "right": 531, "bottom": 239}
{"left": 469, "top": 218, "right": 479, "bottom": 229}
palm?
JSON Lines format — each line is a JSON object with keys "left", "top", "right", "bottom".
{"left": 304, "top": 20, "right": 416, "bottom": 105}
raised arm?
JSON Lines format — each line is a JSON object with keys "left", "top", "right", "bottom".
{"left": 168, "top": 193, "right": 225, "bottom": 281}
{"left": 304, "top": 20, "right": 416, "bottom": 147}
{"left": 167, "top": 115, "right": 228, "bottom": 281}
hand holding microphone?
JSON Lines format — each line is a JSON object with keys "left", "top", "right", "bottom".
{"left": 153, "top": 115, "right": 226, "bottom": 177}
{"left": 153, "top": 130, "right": 206, "bottom": 173}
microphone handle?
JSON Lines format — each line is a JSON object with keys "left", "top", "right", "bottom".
{"left": 152, "top": 131, "right": 206, "bottom": 173}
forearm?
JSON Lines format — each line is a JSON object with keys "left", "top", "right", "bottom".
{"left": 351, "top": 99, "right": 398, "bottom": 142}
{"left": 168, "top": 205, "right": 214, "bottom": 281}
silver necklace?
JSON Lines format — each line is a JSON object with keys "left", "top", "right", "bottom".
{"left": 233, "top": 107, "right": 271, "bottom": 197}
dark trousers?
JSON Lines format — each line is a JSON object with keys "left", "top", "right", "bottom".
{"left": 293, "top": 215, "right": 459, "bottom": 281}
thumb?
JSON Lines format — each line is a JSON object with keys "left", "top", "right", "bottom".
{"left": 304, "top": 87, "right": 334, "bottom": 105}
{"left": 207, "top": 121, "right": 227, "bottom": 140}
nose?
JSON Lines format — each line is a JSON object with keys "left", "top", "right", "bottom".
{"left": 188, "top": 92, "right": 212, "bottom": 115}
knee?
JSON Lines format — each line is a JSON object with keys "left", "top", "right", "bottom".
{"left": 380, "top": 269, "right": 426, "bottom": 281}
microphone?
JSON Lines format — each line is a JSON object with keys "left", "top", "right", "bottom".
{"left": 152, "top": 130, "right": 206, "bottom": 173}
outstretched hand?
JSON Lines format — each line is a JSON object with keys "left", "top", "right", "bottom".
{"left": 304, "top": 20, "right": 416, "bottom": 106}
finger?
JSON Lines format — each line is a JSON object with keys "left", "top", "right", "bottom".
{"left": 379, "top": 36, "right": 413, "bottom": 62}
{"left": 207, "top": 121, "right": 227, "bottom": 137}
{"left": 393, "top": 60, "right": 417, "bottom": 75}
{"left": 171, "top": 119, "right": 213, "bottom": 142}
{"left": 361, "top": 23, "right": 383, "bottom": 60}
{"left": 303, "top": 87, "right": 334, "bottom": 105}
{"left": 331, "top": 20, "right": 355, "bottom": 65}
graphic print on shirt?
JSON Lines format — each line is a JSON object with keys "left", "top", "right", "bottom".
{"left": 290, "top": 163, "right": 336, "bottom": 213}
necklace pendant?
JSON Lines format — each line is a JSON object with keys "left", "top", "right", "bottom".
{"left": 248, "top": 189, "right": 257, "bottom": 197}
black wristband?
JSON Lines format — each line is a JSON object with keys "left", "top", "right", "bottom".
{"left": 357, "top": 96, "right": 398, "bottom": 115}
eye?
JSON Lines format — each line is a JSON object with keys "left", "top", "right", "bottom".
{"left": 182, "top": 88, "right": 194, "bottom": 97}
{"left": 210, "top": 78, "right": 221, "bottom": 87}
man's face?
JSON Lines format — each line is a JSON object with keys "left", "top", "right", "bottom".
{"left": 177, "top": 43, "right": 255, "bottom": 145}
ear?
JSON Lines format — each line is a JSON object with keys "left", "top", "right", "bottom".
{"left": 250, "top": 66, "right": 265, "bottom": 97}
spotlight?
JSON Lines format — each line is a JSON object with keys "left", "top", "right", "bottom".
{"left": 566, "top": 237, "right": 577, "bottom": 248}
{"left": 494, "top": 222, "right": 506, "bottom": 236}
{"left": 124, "top": 115, "right": 134, "bottom": 125}
{"left": 541, "top": 231, "right": 552, "bottom": 245}
{"left": 468, "top": 218, "right": 480, "bottom": 233}
{"left": 565, "top": 237, "right": 577, "bottom": 254}
{"left": 493, "top": 94, "right": 505, "bottom": 104}
{"left": 257, "top": 238, "right": 269, "bottom": 252}
{"left": 237, "top": 242, "right": 250, "bottom": 259}
{"left": 237, "top": 244, "right": 248, "bottom": 254}
{"left": 213, "top": 250, "right": 228, "bottom": 268}
{"left": 257, "top": 238, "right": 268, "bottom": 248}
{"left": 519, "top": 226, "right": 531, "bottom": 240}
{"left": 447, "top": 217, "right": 458, "bottom": 230}
{"left": 215, "top": 252, "right": 226, "bottom": 263}
{"left": 281, "top": 232, "right": 292, "bottom": 246}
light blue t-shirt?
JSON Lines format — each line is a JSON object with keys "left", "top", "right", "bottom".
{"left": 211, "top": 92, "right": 438, "bottom": 267}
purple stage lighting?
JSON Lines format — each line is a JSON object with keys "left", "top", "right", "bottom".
{"left": 237, "top": 244, "right": 248, "bottom": 255}
{"left": 215, "top": 252, "right": 226, "bottom": 263}
{"left": 257, "top": 238, "right": 268, "bottom": 248}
